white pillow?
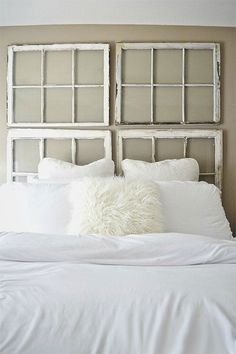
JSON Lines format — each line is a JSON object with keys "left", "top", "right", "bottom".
{"left": 28, "top": 176, "right": 79, "bottom": 184}
{"left": 38, "top": 158, "right": 114, "bottom": 180}
{"left": 158, "top": 181, "right": 232, "bottom": 240}
{"left": 122, "top": 158, "right": 199, "bottom": 181}
{"left": 0, "top": 183, "right": 70, "bottom": 235}
{"left": 68, "top": 177, "right": 164, "bottom": 236}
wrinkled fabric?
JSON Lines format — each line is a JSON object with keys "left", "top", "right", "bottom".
{"left": 0, "top": 232, "right": 235, "bottom": 354}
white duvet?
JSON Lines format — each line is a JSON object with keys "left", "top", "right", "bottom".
{"left": 0, "top": 232, "right": 235, "bottom": 354}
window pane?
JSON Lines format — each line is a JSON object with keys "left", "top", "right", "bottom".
{"left": 45, "top": 88, "right": 72, "bottom": 123}
{"left": 14, "top": 88, "right": 41, "bottom": 123}
{"left": 75, "top": 87, "right": 103, "bottom": 123}
{"left": 75, "top": 50, "right": 103, "bottom": 85}
{"left": 45, "top": 139, "right": 72, "bottom": 162}
{"left": 122, "top": 49, "right": 151, "bottom": 84}
{"left": 123, "top": 138, "right": 152, "bottom": 162}
{"left": 14, "top": 51, "right": 41, "bottom": 85}
{"left": 199, "top": 175, "right": 215, "bottom": 184}
{"left": 45, "top": 51, "right": 72, "bottom": 85}
{"left": 185, "top": 87, "right": 213, "bottom": 123}
{"left": 13, "top": 176, "right": 28, "bottom": 182}
{"left": 76, "top": 139, "right": 104, "bottom": 165}
{"left": 154, "top": 49, "right": 182, "bottom": 84}
{"left": 154, "top": 87, "right": 182, "bottom": 123}
{"left": 156, "top": 138, "right": 185, "bottom": 161}
{"left": 187, "top": 138, "right": 215, "bottom": 172}
{"left": 14, "top": 139, "right": 39, "bottom": 172}
{"left": 186, "top": 49, "right": 213, "bottom": 84}
{"left": 122, "top": 87, "right": 151, "bottom": 123}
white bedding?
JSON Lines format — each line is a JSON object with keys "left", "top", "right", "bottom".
{"left": 0, "top": 232, "right": 235, "bottom": 354}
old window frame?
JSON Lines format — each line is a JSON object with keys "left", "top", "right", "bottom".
{"left": 117, "top": 129, "right": 223, "bottom": 189}
{"left": 7, "top": 129, "right": 112, "bottom": 181}
{"left": 115, "top": 43, "right": 220, "bottom": 125}
{"left": 8, "top": 43, "right": 110, "bottom": 127}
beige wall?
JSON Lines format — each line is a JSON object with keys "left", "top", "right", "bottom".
{"left": 0, "top": 25, "right": 235, "bottom": 234}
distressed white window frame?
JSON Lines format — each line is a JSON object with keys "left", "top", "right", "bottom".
{"left": 117, "top": 129, "right": 223, "bottom": 189}
{"left": 7, "top": 129, "right": 112, "bottom": 182}
{"left": 8, "top": 43, "right": 110, "bottom": 127}
{"left": 115, "top": 43, "right": 220, "bottom": 125}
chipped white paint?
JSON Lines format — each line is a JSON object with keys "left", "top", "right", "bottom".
{"left": 7, "top": 129, "right": 112, "bottom": 182}
{"left": 117, "top": 129, "right": 223, "bottom": 190}
{"left": 115, "top": 43, "right": 221, "bottom": 125}
{"left": 181, "top": 48, "right": 185, "bottom": 124}
{"left": 40, "top": 50, "right": 45, "bottom": 124}
{"left": 150, "top": 48, "right": 154, "bottom": 124}
{"left": 117, "top": 43, "right": 220, "bottom": 50}
{"left": 7, "top": 44, "right": 110, "bottom": 127}
{"left": 213, "top": 44, "right": 221, "bottom": 123}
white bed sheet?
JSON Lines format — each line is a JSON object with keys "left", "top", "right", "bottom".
{"left": 0, "top": 232, "right": 235, "bottom": 354}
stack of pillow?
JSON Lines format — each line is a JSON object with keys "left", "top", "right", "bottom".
{"left": 0, "top": 157, "right": 232, "bottom": 240}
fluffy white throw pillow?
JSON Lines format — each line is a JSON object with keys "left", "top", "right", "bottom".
{"left": 38, "top": 158, "right": 114, "bottom": 180}
{"left": 122, "top": 158, "right": 199, "bottom": 181}
{"left": 68, "top": 177, "right": 164, "bottom": 236}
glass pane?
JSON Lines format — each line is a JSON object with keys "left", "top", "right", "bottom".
{"left": 14, "top": 88, "right": 41, "bottom": 123}
{"left": 185, "top": 87, "right": 213, "bottom": 123}
{"left": 122, "top": 49, "right": 151, "bottom": 84}
{"left": 75, "top": 50, "right": 103, "bottom": 85}
{"left": 123, "top": 138, "right": 152, "bottom": 162}
{"left": 187, "top": 138, "right": 215, "bottom": 172}
{"left": 186, "top": 49, "right": 213, "bottom": 84}
{"left": 45, "top": 88, "right": 72, "bottom": 123}
{"left": 45, "top": 51, "right": 72, "bottom": 85}
{"left": 199, "top": 175, "right": 215, "bottom": 184}
{"left": 154, "top": 87, "right": 182, "bottom": 123}
{"left": 76, "top": 139, "right": 104, "bottom": 165}
{"left": 13, "top": 176, "right": 28, "bottom": 182}
{"left": 75, "top": 87, "right": 103, "bottom": 123}
{"left": 14, "top": 51, "right": 41, "bottom": 85}
{"left": 154, "top": 49, "right": 182, "bottom": 84}
{"left": 14, "top": 139, "right": 40, "bottom": 172}
{"left": 122, "top": 87, "right": 151, "bottom": 123}
{"left": 45, "top": 139, "right": 72, "bottom": 162}
{"left": 156, "top": 138, "right": 185, "bottom": 161}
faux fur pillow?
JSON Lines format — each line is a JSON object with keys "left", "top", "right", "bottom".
{"left": 68, "top": 177, "right": 164, "bottom": 236}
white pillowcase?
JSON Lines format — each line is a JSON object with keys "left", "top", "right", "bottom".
{"left": 28, "top": 176, "right": 80, "bottom": 184}
{"left": 0, "top": 183, "right": 70, "bottom": 235}
{"left": 68, "top": 177, "right": 164, "bottom": 236}
{"left": 122, "top": 158, "right": 199, "bottom": 181}
{"left": 0, "top": 180, "right": 231, "bottom": 240}
{"left": 158, "top": 181, "right": 232, "bottom": 240}
{"left": 38, "top": 158, "right": 114, "bottom": 180}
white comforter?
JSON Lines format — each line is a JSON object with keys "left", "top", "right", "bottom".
{"left": 0, "top": 232, "right": 235, "bottom": 354}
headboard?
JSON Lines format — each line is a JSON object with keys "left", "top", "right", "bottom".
{"left": 7, "top": 128, "right": 223, "bottom": 190}
{"left": 6, "top": 42, "right": 223, "bottom": 190}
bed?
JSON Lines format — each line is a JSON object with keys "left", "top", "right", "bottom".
{"left": 0, "top": 127, "right": 235, "bottom": 354}
{"left": 2, "top": 39, "right": 235, "bottom": 354}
